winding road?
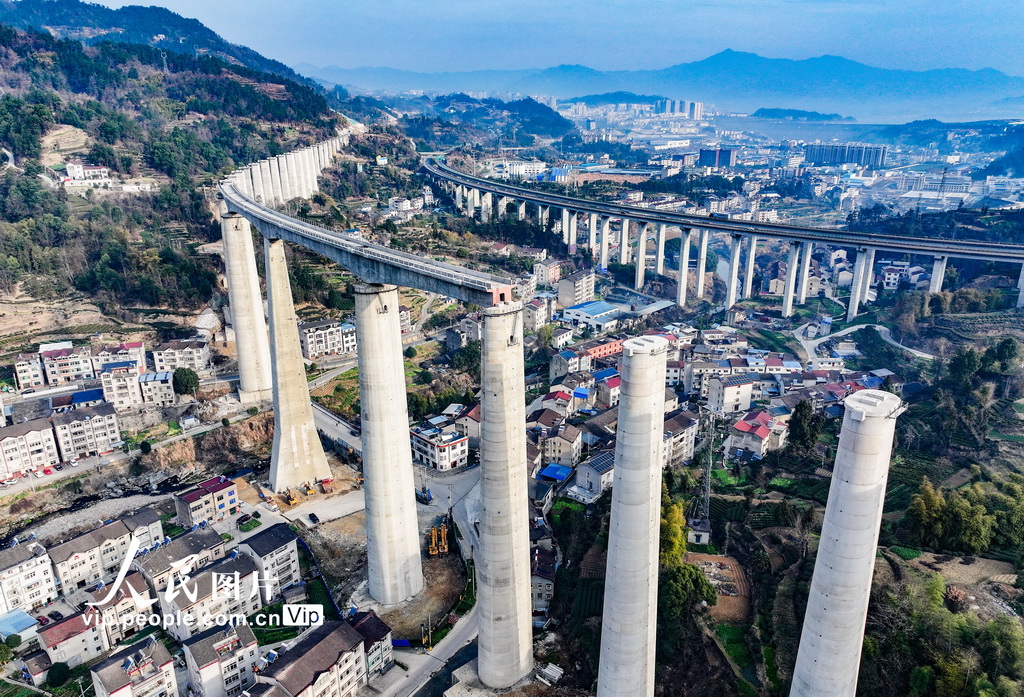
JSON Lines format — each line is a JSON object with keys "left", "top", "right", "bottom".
{"left": 796, "top": 322, "right": 936, "bottom": 361}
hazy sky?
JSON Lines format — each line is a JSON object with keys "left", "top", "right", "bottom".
{"left": 94, "top": 0, "right": 1024, "bottom": 75}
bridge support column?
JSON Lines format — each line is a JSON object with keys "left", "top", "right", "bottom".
{"left": 264, "top": 237, "right": 332, "bottom": 493}
{"left": 453, "top": 185, "right": 464, "bottom": 213}
{"left": 929, "top": 256, "right": 947, "bottom": 294}
{"left": 597, "top": 336, "right": 668, "bottom": 697}
{"left": 275, "top": 157, "right": 292, "bottom": 204}
{"left": 796, "top": 241, "right": 813, "bottom": 305}
{"left": 620, "top": 218, "right": 631, "bottom": 265}
{"left": 589, "top": 213, "right": 599, "bottom": 257}
{"left": 791, "top": 390, "right": 904, "bottom": 697}
{"left": 468, "top": 188, "right": 480, "bottom": 219}
{"left": 539, "top": 205, "right": 549, "bottom": 229}
{"left": 600, "top": 217, "right": 611, "bottom": 272}
{"left": 221, "top": 214, "right": 272, "bottom": 403}
{"left": 695, "top": 229, "right": 709, "bottom": 299}
{"left": 1017, "top": 265, "right": 1024, "bottom": 308}
{"left": 782, "top": 242, "right": 800, "bottom": 318}
{"left": 516, "top": 199, "right": 526, "bottom": 221}
{"left": 742, "top": 235, "right": 758, "bottom": 299}
{"left": 724, "top": 234, "right": 742, "bottom": 311}
{"left": 569, "top": 211, "right": 579, "bottom": 251}
{"left": 676, "top": 229, "right": 692, "bottom": 307}
{"left": 561, "top": 208, "right": 571, "bottom": 245}
{"left": 248, "top": 166, "right": 265, "bottom": 205}
{"left": 859, "top": 247, "right": 876, "bottom": 308}
{"left": 480, "top": 191, "right": 493, "bottom": 223}
{"left": 846, "top": 249, "right": 868, "bottom": 321}
{"left": 497, "top": 196, "right": 510, "bottom": 219}
{"left": 655, "top": 223, "right": 667, "bottom": 276}
{"left": 478, "top": 301, "right": 534, "bottom": 689}
{"left": 354, "top": 283, "right": 425, "bottom": 605}
{"left": 285, "top": 154, "right": 300, "bottom": 203}
{"left": 302, "top": 148, "right": 317, "bottom": 196}
{"left": 258, "top": 160, "right": 274, "bottom": 205}
{"left": 634, "top": 224, "right": 648, "bottom": 290}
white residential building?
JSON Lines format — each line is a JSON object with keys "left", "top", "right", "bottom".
{"left": 52, "top": 404, "right": 122, "bottom": 462}
{"left": 86, "top": 571, "right": 156, "bottom": 646}
{"left": 40, "top": 342, "right": 95, "bottom": 385}
{"left": 183, "top": 623, "right": 260, "bottom": 697}
{"left": 48, "top": 508, "right": 163, "bottom": 591}
{"left": 91, "top": 342, "right": 146, "bottom": 375}
{"left": 39, "top": 608, "right": 110, "bottom": 668}
{"left": 238, "top": 523, "right": 299, "bottom": 605}
{"left": 160, "top": 554, "right": 261, "bottom": 641}
{"left": 256, "top": 622, "right": 367, "bottom": 697}
{"left": 151, "top": 340, "right": 211, "bottom": 373}
{"left": 13, "top": 354, "right": 45, "bottom": 391}
{"left": 298, "top": 320, "right": 357, "bottom": 360}
{"left": 139, "top": 372, "right": 176, "bottom": 407}
{"left": 90, "top": 637, "right": 177, "bottom": 697}
{"left": 576, "top": 451, "right": 614, "bottom": 495}
{"left": 410, "top": 424, "right": 469, "bottom": 471}
{"left": 0, "top": 418, "right": 60, "bottom": 475}
{"left": 100, "top": 362, "right": 145, "bottom": 411}
{"left": 0, "top": 543, "right": 58, "bottom": 614}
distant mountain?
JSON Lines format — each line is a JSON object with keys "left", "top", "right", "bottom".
{"left": 752, "top": 108, "right": 854, "bottom": 122}
{"left": 300, "top": 50, "right": 1024, "bottom": 122}
{"left": 0, "top": 0, "right": 312, "bottom": 86}
{"left": 563, "top": 92, "right": 666, "bottom": 106}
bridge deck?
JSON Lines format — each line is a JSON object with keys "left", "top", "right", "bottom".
{"left": 425, "top": 159, "right": 1024, "bottom": 263}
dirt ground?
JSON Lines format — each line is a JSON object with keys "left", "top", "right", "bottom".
{"left": 40, "top": 124, "right": 90, "bottom": 166}
{"left": 687, "top": 552, "right": 751, "bottom": 623}
{"left": 378, "top": 552, "right": 467, "bottom": 640}
{"left": 909, "top": 552, "right": 1016, "bottom": 585}
{"left": 0, "top": 288, "right": 132, "bottom": 355}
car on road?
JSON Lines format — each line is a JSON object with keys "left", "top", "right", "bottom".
{"left": 308, "top": 512, "right": 321, "bottom": 525}
{"left": 47, "top": 611, "right": 63, "bottom": 621}
{"left": 32, "top": 471, "right": 45, "bottom": 479}
{"left": 43, "top": 469, "right": 52, "bottom": 475}
{"left": 69, "top": 459, "right": 80, "bottom": 468}
{"left": 236, "top": 514, "right": 252, "bottom": 528}
{"left": 54, "top": 464, "right": 63, "bottom": 471}
{"left": 36, "top": 616, "right": 48, "bottom": 626}
{"left": 22, "top": 389, "right": 34, "bottom": 395}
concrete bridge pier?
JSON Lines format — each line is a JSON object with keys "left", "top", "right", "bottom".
{"left": 796, "top": 241, "right": 813, "bottom": 305}
{"left": 301, "top": 148, "right": 316, "bottom": 196}
{"left": 539, "top": 204, "right": 549, "bottom": 229}
{"left": 569, "top": 211, "right": 579, "bottom": 251}
{"left": 264, "top": 237, "right": 332, "bottom": 492}
{"left": 478, "top": 302, "right": 534, "bottom": 689}
{"left": 600, "top": 217, "right": 611, "bottom": 271}
{"left": 285, "top": 154, "right": 300, "bottom": 203}
{"left": 453, "top": 185, "right": 464, "bottom": 213}
{"left": 619, "top": 218, "right": 631, "bottom": 265}
{"left": 561, "top": 208, "right": 571, "bottom": 245}
{"left": 516, "top": 199, "right": 527, "bottom": 221}
{"left": 846, "top": 249, "right": 868, "bottom": 321}
{"left": 354, "top": 283, "right": 425, "bottom": 605}
{"left": 480, "top": 191, "right": 493, "bottom": 222}
{"left": 258, "top": 160, "right": 274, "bottom": 205}
{"left": 725, "top": 234, "right": 742, "bottom": 310}
{"left": 742, "top": 235, "right": 758, "bottom": 299}
{"left": 269, "top": 159, "right": 285, "bottom": 206}
{"left": 634, "top": 224, "right": 647, "bottom": 290}
{"left": 589, "top": 213, "right": 599, "bottom": 256}
{"left": 497, "top": 196, "right": 510, "bottom": 219}
{"left": 790, "top": 390, "right": 904, "bottom": 697}
{"left": 695, "top": 229, "right": 709, "bottom": 299}
{"left": 1017, "top": 265, "right": 1024, "bottom": 308}
{"left": 929, "top": 256, "right": 947, "bottom": 293}
{"left": 655, "top": 223, "right": 667, "bottom": 275}
{"left": 597, "top": 335, "right": 668, "bottom": 697}
{"left": 248, "top": 166, "right": 265, "bottom": 205}
{"left": 782, "top": 242, "right": 801, "bottom": 318}
{"left": 858, "top": 248, "right": 876, "bottom": 309}
{"left": 677, "top": 228, "right": 692, "bottom": 307}
{"left": 276, "top": 157, "right": 292, "bottom": 203}
{"left": 221, "top": 213, "right": 272, "bottom": 403}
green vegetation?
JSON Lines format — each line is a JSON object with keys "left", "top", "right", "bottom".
{"left": 247, "top": 603, "right": 301, "bottom": 645}
{"left": 172, "top": 367, "right": 199, "bottom": 395}
{"left": 889, "top": 546, "right": 923, "bottom": 561}
{"left": 238, "top": 518, "right": 262, "bottom": 533}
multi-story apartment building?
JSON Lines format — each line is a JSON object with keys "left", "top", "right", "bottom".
{"left": 707, "top": 374, "right": 754, "bottom": 415}
{"left": 256, "top": 622, "right": 367, "bottom": 697}
{"left": 92, "top": 342, "right": 146, "bottom": 375}
{"left": 41, "top": 342, "right": 95, "bottom": 385}
{"left": 557, "top": 269, "right": 596, "bottom": 309}
{"left": 663, "top": 411, "right": 699, "bottom": 467}
{"left": 13, "top": 354, "right": 45, "bottom": 391}
{"left": 0, "top": 542, "right": 58, "bottom": 614}
{"left": 133, "top": 528, "right": 226, "bottom": 592}
{"left": 86, "top": 571, "right": 155, "bottom": 646}
{"left": 542, "top": 424, "right": 582, "bottom": 467}
{"left": 90, "top": 637, "right": 177, "bottom": 697}
{"left": 297, "top": 320, "right": 357, "bottom": 360}
{"left": 804, "top": 142, "right": 888, "bottom": 168}
{"left": 161, "top": 555, "right": 260, "bottom": 641}
{"left": 238, "top": 524, "right": 299, "bottom": 605}
{"left": 174, "top": 476, "right": 240, "bottom": 528}
{"left": 347, "top": 611, "right": 394, "bottom": 678}
{"left": 39, "top": 608, "right": 110, "bottom": 668}
{"left": 52, "top": 404, "right": 122, "bottom": 462}
{"left": 410, "top": 424, "right": 469, "bottom": 471}
{"left": 139, "top": 372, "right": 176, "bottom": 407}
{"left": 101, "top": 362, "right": 144, "bottom": 411}
{"left": 533, "top": 258, "right": 562, "bottom": 288}
{"left": 183, "top": 623, "right": 260, "bottom": 697}
{"left": 49, "top": 508, "right": 163, "bottom": 591}
{"left": 151, "top": 340, "right": 211, "bottom": 373}
{"left": 0, "top": 418, "right": 60, "bottom": 475}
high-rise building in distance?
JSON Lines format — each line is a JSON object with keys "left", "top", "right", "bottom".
{"left": 803, "top": 143, "right": 888, "bottom": 167}
{"left": 699, "top": 148, "right": 736, "bottom": 167}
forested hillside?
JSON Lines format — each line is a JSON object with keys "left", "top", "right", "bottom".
{"left": 0, "top": 23, "right": 341, "bottom": 308}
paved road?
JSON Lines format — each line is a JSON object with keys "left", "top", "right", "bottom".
{"left": 379, "top": 606, "right": 480, "bottom": 697}
{"left": 796, "top": 322, "right": 936, "bottom": 361}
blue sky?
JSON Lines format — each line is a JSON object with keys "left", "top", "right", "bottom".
{"left": 94, "top": 0, "right": 1024, "bottom": 75}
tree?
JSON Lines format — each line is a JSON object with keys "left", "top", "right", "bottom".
{"left": 4, "top": 634, "right": 20, "bottom": 649}
{"left": 788, "top": 400, "right": 822, "bottom": 454}
{"left": 403, "top": 345, "right": 417, "bottom": 359}
{"left": 173, "top": 367, "right": 200, "bottom": 395}
{"left": 906, "top": 477, "right": 946, "bottom": 548}
{"left": 47, "top": 662, "right": 71, "bottom": 687}
{"left": 139, "top": 440, "right": 152, "bottom": 455}
{"left": 221, "top": 417, "right": 230, "bottom": 427}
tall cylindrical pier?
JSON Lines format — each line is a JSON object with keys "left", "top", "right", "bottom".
{"left": 790, "top": 389, "right": 905, "bottom": 697}
{"left": 597, "top": 335, "right": 669, "bottom": 697}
